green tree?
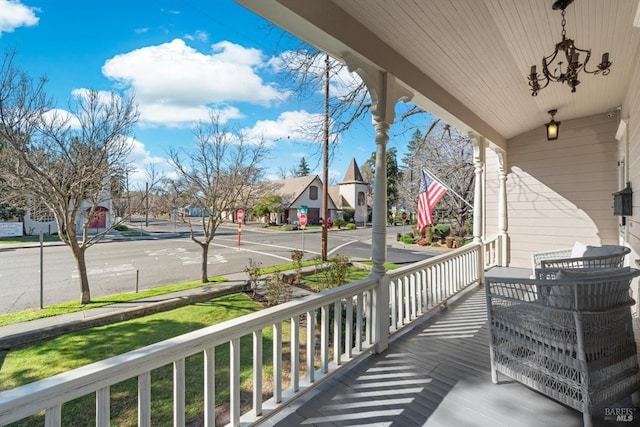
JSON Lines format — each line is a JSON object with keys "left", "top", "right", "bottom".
{"left": 252, "top": 194, "right": 283, "bottom": 223}
{"left": 296, "top": 157, "right": 310, "bottom": 176}
{"left": 365, "top": 147, "right": 401, "bottom": 210}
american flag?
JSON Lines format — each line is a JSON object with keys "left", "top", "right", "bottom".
{"left": 417, "top": 170, "right": 447, "bottom": 233}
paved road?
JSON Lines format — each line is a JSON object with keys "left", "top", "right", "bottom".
{"left": 0, "top": 221, "right": 440, "bottom": 314}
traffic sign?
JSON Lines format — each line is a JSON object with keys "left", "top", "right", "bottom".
{"left": 299, "top": 205, "right": 308, "bottom": 215}
{"left": 299, "top": 213, "right": 308, "bottom": 227}
{"left": 237, "top": 209, "right": 244, "bottom": 222}
{"left": 401, "top": 212, "right": 407, "bottom": 220}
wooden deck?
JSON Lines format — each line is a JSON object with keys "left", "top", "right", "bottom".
{"left": 261, "top": 281, "right": 639, "bottom": 427}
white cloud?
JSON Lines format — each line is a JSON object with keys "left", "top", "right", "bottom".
{"left": 184, "top": 30, "right": 208, "bottom": 43}
{"left": 242, "top": 110, "right": 323, "bottom": 145}
{"left": 0, "top": 0, "right": 38, "bottom": 35}
{"left": 101, "top": 39, "right": 291, "bottom": 127}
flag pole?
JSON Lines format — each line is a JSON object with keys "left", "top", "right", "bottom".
{"left": 422, "top": 167, "right": 473, "bottom": 209}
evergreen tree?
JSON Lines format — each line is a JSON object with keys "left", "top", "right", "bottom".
{"left": 365, "top": 147, "right": 400, "bottom": 210}
{"left": 296, "top": 157, "right": 310, "bottom": 176}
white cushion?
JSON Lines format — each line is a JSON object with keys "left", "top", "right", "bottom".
{"left": 570, "top": 242, "right": 588, "bottom": 258}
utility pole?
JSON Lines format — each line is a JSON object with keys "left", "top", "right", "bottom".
{"left": 321, "top": 54, "right": 329, "bottom": 261}
{"left": 145, "top": 182, "right": 149, "bottom": 227}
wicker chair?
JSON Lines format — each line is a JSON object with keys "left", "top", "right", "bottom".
{"left": 531, "top": 244, "right": 631, "bottom": 276}
{"left": 486, "top": 267, "right": 640, "bottom": 427}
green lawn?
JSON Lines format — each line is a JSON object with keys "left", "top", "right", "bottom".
{"left": 0, "top": 293, "right": 282, "bottom": 427}
{"left": 0, "top": 277, "right": 227, "bottom": 327}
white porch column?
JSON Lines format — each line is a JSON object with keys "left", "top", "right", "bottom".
{"left": 371, "top": 119, "right": 390, "bottom": 276}
{"left": 470, "top": 133, "right": 486, "bottom": 244}
{"left": 345, "top": 55, "right": 412, "bottom": 353}
{"left": 496, "top": 149, "right": 509, "bottom": 266}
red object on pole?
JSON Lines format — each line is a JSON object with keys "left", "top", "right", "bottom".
{"left": 237, "top": 209, "right": 244, "bottom": 222}
{"left": 299, "top": 213, "right": 308, "bottom": 228}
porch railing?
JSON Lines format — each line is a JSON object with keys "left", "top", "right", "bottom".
{"left": 0, "top": 240, "right": 496, "bottom": 427}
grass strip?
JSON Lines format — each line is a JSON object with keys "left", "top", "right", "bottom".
{"left": 0, "top": 277, "right": 227, "bottom": 327}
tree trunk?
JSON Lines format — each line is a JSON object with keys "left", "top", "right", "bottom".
{"left": 201, "top": 243, "right": 209, "bottom": 283}
{"left": 72, "top": 244, "right": 91, "bottom": 304}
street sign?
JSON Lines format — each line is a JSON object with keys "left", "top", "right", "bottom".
{"left": 401, "top": 212, "right": 407, "bottom": 220}
{"left": 299, "top": 213, "right": 308, "bottom": 227}
{"left": 299, "top": 205, "right": 308, "bottom": 215}
{"left": 237, "top": 209, "right": 244, "bottom": 222}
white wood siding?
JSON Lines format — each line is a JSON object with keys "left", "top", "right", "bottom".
{"left": 503, "top": 113, "right": 619, "bottom": 268}
{"left": 621, "top": 44, "right": 640, "bottom": 315}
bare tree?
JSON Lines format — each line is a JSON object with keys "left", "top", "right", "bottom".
{"left": 399, "top": 118, "right": 474, "bottom": 235}
{"left": 0, "top": 52, "right": 139, "bottom": 304}
{"left": 168, "top": 113, "right": 269, "bottom": 283}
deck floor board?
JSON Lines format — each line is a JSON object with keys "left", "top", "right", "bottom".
{"left": 265, "top": 282, "right": 639, "bottom": 427}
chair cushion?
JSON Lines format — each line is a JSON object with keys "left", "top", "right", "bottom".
{"left": 570, "top": 241, "right": 588, "bottom": 258}
{"left": 547, "top": 267, "right": 632, "bottom": 309}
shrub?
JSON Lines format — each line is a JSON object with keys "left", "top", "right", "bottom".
{"left": 333, "top": 218, "right": 345, "bottom": 229}
{"left": 345, "top": 223, "right": 356, "bottom": 230}
{"left": 455, "top": 237, "right": 465, "bottom": 248}
{"left": 432, "top": 224, "right": 451, "bottom": 239}
{"left": 264, "top": 274, "right": 292, "bottom": 306}
{"left": 244, "top": 258, "right": 262, "bottom": 297}
{"left": 281, "top": 224, "right": 298, "bottom": 231}
{"left": 321, "top": 255, "right": 350, "bottom": 290}
{"left": 400, "top": 234, "right": 415, "bottom": 244}
{"left": 291, "top": 250, "right": 304, "bottom": 283}
{"left": 114, "top": 224, "right": 129, "bottom": 231}
{"left": 417, "top": 238, "right": 430, "bottom": 246}
{"left": 343, "top": 208, "right": 355, "bottom": 223}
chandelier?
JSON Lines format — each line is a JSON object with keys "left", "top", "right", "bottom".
{"left": 528, "top": 0, "right": 612, "bottom": 96}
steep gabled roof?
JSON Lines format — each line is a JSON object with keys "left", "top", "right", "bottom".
{"left": 341, "top": 158, "right": 365, "bottom": 184}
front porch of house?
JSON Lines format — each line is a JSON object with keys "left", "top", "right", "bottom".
{"left": 1, "top": 236, "right": 638, "bottom": 426}
{"left": 264, "top": 283, "right": 639, "bottom": 427}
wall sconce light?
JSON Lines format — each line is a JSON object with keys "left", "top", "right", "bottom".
{"left": 545, "top": 109, "right": 561, "bottom": 141}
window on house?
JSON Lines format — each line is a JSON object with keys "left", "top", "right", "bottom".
{"left": 31, "top": 204, "right": 55, "bottom": 223}
{"left": 309, "top": 185, "right": 318, "bottom": 200}
{"left": 358, "top": 191, "right": 365, "bottom": 206}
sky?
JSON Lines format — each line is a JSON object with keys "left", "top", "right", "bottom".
{"left": 0, "top": 0, "right": 422, "bottom": 187}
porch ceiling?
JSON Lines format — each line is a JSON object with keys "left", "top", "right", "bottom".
{"left": 236, "top": 0, "right": 640, "bottom": 148}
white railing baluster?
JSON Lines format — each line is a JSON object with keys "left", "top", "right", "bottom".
{"left": 138, "top": 372, "right": 151, "bottom": 427}
{"left": 230, "top": 338, "right": 240, "bottom": 426}
{"left": 44, "top": 405, "right": 61, "bottom": 427}
{"left": 204, "top": 348, "right": 215, "bottom": 427}
{"left": 174, "top": 358, "right": 185, "bottom": 427}
{"left": 404, "top": 275, "right": 411, "bottom": 322}
{"left": 96, "top": 387, "right": 109, "bottom": 427}
{"left": 307, "top": 310, "right": 315, "bottom": 384}
{"left": 273, "top": 322, "right": 282, "bottom": 403}
{"left": 333, "top": 301, "right": 342, "bottom": 366}
{"left": 291, "top": 316, "right": 299, "bottom": 392}
{"left": 345, "top": 298, "right": 353, "bottom": 359}
{"left": 365, "top": 290, "right": 372, "bottom": 345}
{"left": 321, "top": 305, "right": 329, "bottom": 374}
{"left": 356, "top": 293, "right": 363, "bottom": 352}
{"left": 252, "top": 331, "right": 262, "bottom": 415}
{"left": 390, "top": 279, "right": 397, "bottom": 330}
